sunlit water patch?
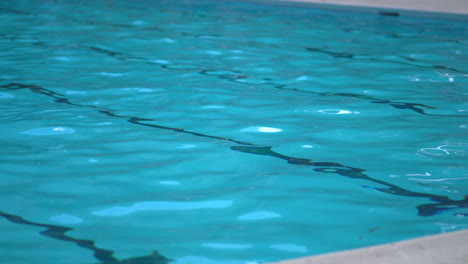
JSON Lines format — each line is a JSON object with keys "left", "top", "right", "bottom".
{"left": 240, "top": 126, "right": 283, "bottom": 133}
{"left": 20, "top": 126, "right": 75, "bottom": 136}
{"left": 93, "top": 200, "right": 234, "bottom": 216}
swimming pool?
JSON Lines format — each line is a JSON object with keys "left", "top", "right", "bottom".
{"left": 0, "top": 0, "right": 467, "bottom": 263}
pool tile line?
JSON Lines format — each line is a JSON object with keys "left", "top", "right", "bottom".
{"left": 0, "top": 20, "right": 465, "bottom": 116}
{"left": 1, "top": 3, "right": 467, "bottom": 264}
{"left": 4, "top": 14, "right": 454, "bottom": 79}
{"left": 199, "top": 71, "right": 467, "bottom": 118}
{"left": 0, "top": 211, "right": 170, "bottom": 264}
{"left": 1, "top": 82, "right": 467, "bottom": 217}
{"left": 231, "top": 146, "right": 468, "bottom": 217}
{"left": 85, "top": 46, "right": 467, "bottom": 118}
{"left": 0, "top": 83, "right": 254, "bottom": 146}
{"left": 1, "top": 31, "right": 464, "bottom": 117}
{"left": 305, "top": 47, "right": 466, "bottom": 74}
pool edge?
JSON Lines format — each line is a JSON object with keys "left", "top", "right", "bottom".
{"left": 267, "top": 229, "right": 468, "bottom": 264}
{"left": 274, "top": 0, "right": 468, "bottom": 15}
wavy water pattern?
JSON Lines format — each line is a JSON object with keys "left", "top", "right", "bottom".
{"left": 1, "top": 82, "right": 466, "bottom": 217}
{"left": 0, "top": 211, "right": 170, "bottom": 264}
{"left": 0, "top": 7, "right": 466, "bottom": 118}
{"left": 1, "top": 0, "right": 468, "bottom": 263}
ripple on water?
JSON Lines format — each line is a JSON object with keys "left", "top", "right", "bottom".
{"left": 99, "top": 72, "right": 124, "bottom": 77}
{"left": 20, "top": 126, "right": 75, "bottom": 136}
{"left": 0, "top": 92, "right": 14, "bottom": 99}
{"left": 66, "top": 90, "right": 87, "bottom": 95}
{"left": 317, "top": 109, "right": 359, "bottom": 114}
{"left": 161, "top": 38, "right": 175, "bottom": 43}
{"left": 240, "top": 126, "right": 282, "bottom": 133}
{"left": 163, "top": 64, "right": 199, "bottom": 70}
{"left": 160, "top": 180, "right": 180, "bottom": 186}
{"left": 123, "top": 87, "right": 155, "bottom": 93}
{"left": 93, "top": 200, "right": 233, "bottom": 216}
{"left": 148, "top": 59, "right": 170, "bottom": 64}
{"left": 419, "top": 142, "right": 468, "bottom": 158}
{"left": 201, "top": 105, "right": 225, "bottom": 109}
{"left": 238, "top": 211, "right": 281, "bottom": 221}
{"left": 54, "top": 56, "right": 71, "bottom": 61}
{"left": 206, "top": 50, "right": 223, "bottom": 55}
{"left": 202, "top": 243, "right": 252, "bottom": 250}
{"left": 49, "top": 213, "right": 83, "bottom": 224}
{"left": 270, "top": 244, "right": 308, "bottom": 253}
{"left": 295, "top": 75, "right": 309, "bottom": 81}
{"left": 176, "top": 144, "right": 197, "bottom": 149}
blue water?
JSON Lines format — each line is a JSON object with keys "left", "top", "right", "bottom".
{"left": 1, "top": 0, "right": 467, "bottom": 263}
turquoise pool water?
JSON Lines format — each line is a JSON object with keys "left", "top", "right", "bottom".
{"left": 1, "top": 0, "right": 467, "bottom": 263}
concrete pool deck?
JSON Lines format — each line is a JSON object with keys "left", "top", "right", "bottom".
{"left": 268, "top": 229, "right": 468, "bottom": 264}
{"left": 276, "top": 0, "right": 468, "bottom": 14}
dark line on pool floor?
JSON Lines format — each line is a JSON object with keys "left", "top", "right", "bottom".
{"left": 230, "top": 146, "right": 468, "bottom": 217}
{"left": 1, "top": 4, "right": 467, "bottom": 261}
{"left": 85, "top": 45, "right": 467, "bottom": 118}
{"left": 0, "top": 24, "right": 465, "bottom": 117}
{"left": 0, "top": 211, "right": 170, "bottom": 264}
{"left": 199, "top": 69, "right": 467, "bottom": 118}
{"left": 0, "top": 83, "right": 253, "bottom": 146}
{"left": 1, "top": 8, "right": 467, "bottom": 264}
{"left": 4, "top": 37, "right": 460, "bottom": 118}
{"left": 305, "top": 47, "right": 467, "bottom": 74}
{"left": 1, "top": 82, "right": 467, "bottom": 218}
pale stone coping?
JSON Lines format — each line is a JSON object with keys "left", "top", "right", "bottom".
{"left": 274, "top": 0, "right": 468, "bottom": 14}
{"left": 267, "top": 229, "right": 468, "bottom": 264}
